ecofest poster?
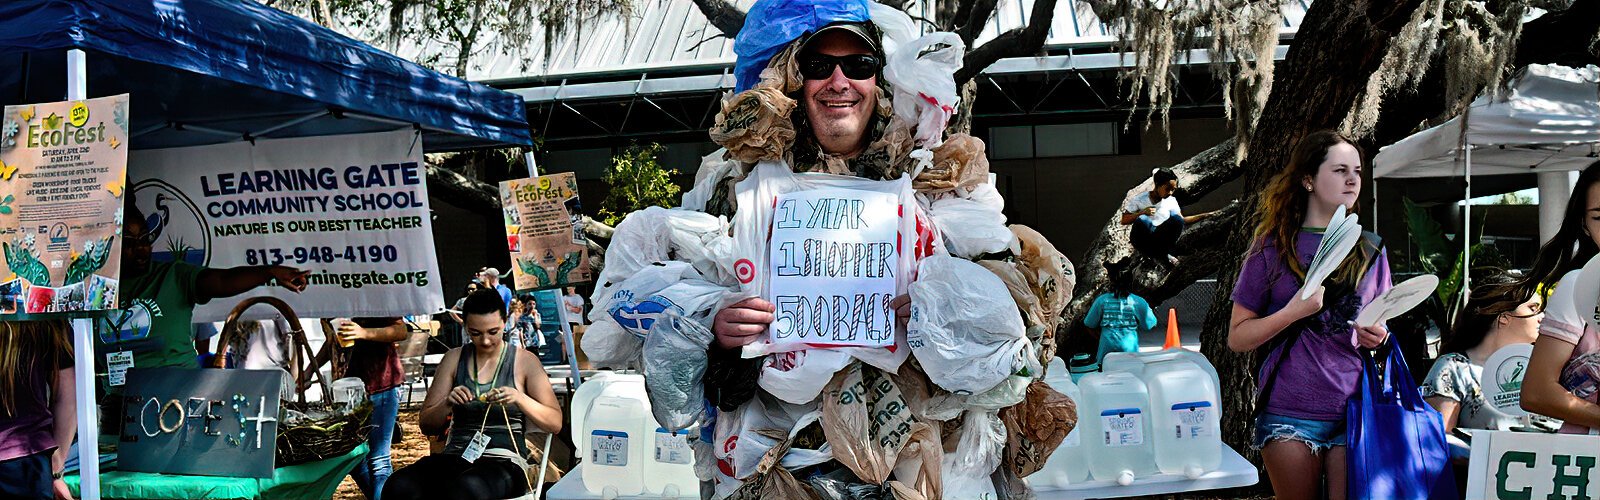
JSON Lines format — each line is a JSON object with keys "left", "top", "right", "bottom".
{"left": 499, "top": 173, "right": 591, "bottom": 291}
{"left": 0, "top": 95, "right": 128, "bottom": 316}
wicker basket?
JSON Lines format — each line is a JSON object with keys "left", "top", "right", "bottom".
{"left": 216, "top": 297, "right": 370, "bottom": 467}
{"left": 276, "top": 400, "right": 373, "bottom": 466}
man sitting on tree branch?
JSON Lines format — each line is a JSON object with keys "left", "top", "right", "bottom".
{"left": 1121, "top": 167, "right": 1214, "bottom": 265}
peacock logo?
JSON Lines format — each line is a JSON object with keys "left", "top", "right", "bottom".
{"left": 130, "top": 179, "right": 211, "bottom": 266}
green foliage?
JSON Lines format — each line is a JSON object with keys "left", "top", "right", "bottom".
{"left": 1489, "top": 191, "right": 1535, "bottom": 205}
{"left": 599, "top": 143, "right": 680, "bottom": 226}
{"left": 1401, "top": 196, "right": 1510, "bottom": 309}
{"left": 1403, "top": 197, "right": 1454, "bottom": 279}
{"left": 265, "top": 0, "right": 635, "bottom": 77}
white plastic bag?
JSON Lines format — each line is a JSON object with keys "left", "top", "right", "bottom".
{"left": 579, "top": 319, "right": 642, "bottom": 369}
{"left": 928, "top": 186, "right": 1012, "bottom": 259}
{"left": 712, "top": 394, "right": 831, "bottom": 484}
{"left": 682, "top": 148, "right": 740, "bottom": 212}
{"left": 593, "top": 261, "right": 725, "bottom": 338}
{"left": 882, "top": 33, "right": 966, "bottom": 147}
{"left": 759, "top": 348, "right": 854, "bottom": 405}
{"left": 589, "top": 207, "right": 736, "bottom": 309}
{"left": 906, "top": 255, "right": 1030, "bottom": 394}
{"left": 942, "top": 410, "right": 1005, "bottom": 500}
{"left": 868, "top": 2, "right": 919, "bottom": 59}
{"left": 730, "top": 160, "right": 919, "bottom": 372}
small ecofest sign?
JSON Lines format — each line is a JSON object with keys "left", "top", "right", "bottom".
{"left": 499, "top": 173, "right": 591, "bottom": 292}
{"left": 0, "top": 95, "right": 128, "bottom": 316}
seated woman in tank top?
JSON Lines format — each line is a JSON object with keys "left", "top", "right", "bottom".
{"left": 384, "top": 290, "right": 563, "bottom": 500}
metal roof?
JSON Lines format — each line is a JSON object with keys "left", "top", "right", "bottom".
{"left": 431, "top": 0, "right": 1311, "bottom": 84}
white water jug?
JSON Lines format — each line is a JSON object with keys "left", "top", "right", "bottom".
{"left": 1145, "top": 359, "right": 1222, "bottom": 478}
{"left": 1029, "top": 357, "right": 1090, "bottom": 488}
{"left": 1101, "top": 348, "right": 1219, "bottom": 390}
{"left": 644, "top": 426, "right": 699, "bottom": 498}
{"left": 569, "top": 371, "right": 646, "bottom": 463}
{"left": 583, "top": 396, "right": 648, "bottom": 497}
{"left": 1079, "top": 371, "right": 1157, "bottom": 484}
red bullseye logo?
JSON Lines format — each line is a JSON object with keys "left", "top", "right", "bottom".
{"left": 734, "top": 259, "right": 756, "bottom": 284}
{"left": 717, "top": 435, "right": 739, "bottom": 476}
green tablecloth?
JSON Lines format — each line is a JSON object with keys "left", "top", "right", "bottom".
{"left": 65, "top": 443, "right": 368, "bottom": 500}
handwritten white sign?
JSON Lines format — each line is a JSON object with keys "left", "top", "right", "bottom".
{"left": 767, "top": 187, "right": 899, "bottom": 349}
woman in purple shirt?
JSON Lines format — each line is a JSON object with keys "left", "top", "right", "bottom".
{"left": 1227, "top": 130, "right": 1392, "bottom": 500}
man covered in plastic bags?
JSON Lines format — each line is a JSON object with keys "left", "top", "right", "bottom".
{"left": 583, "top": 0, "right": 1082, "bottom": 498}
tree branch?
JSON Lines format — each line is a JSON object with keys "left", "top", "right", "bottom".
{"left": 690, "top": 0, "right": 747, "bottom": 39}
{"left": 954, "top": 0, "right": 1059, "bottom": 85}
{"left": 425, "top": 161, "right": 501, "bottom": 215}
{"left": 1514, "top": 0, "right": 1600, "bottom": 67}
{"left": 1060, "top": 139, "right": 1241, "bottom": 335}
{"left": 958, "top": 0, "right": 1001, "bottom": 47}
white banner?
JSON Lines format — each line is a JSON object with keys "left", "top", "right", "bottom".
{"left": 1466, "top": 430, "right": 1600, "bottom": 500}
{"left": 128, "top": 130, "right": 443, "bottom": 321}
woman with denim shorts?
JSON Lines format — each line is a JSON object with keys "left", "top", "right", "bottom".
{"left": 1225, "top": 130, "right": 1393, "bottom": 500}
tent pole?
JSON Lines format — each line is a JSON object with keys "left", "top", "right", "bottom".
{"left": 1461, "top": 117, "right": 1472, "bottom": 308}
{"left": 524, "top": 150, "right": 583, "bottom": 392}
{"left": 67, "top": 48, "right": 102, "bottom": 500}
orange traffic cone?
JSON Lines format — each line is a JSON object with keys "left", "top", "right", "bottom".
{"left": 1163, "top": 308, "right": 1181, "bottom": 349}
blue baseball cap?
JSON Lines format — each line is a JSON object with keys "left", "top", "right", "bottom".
{"left": 732, "top": 0, "right": 876, "bottom": 93}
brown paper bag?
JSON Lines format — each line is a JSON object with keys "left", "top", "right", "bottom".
{"left": 916, "top": 133, "right": 991, "bottom": 193}
{"left": 726, "top": 428, "right": 823, "bottom": 500}
{"left": 977, "top": 259, "right": 1046, "bottom": 329}
{"left": 820, "top": 363, "right": 918, "bottom": 485}
{"left": 1010, "top": 224, "right": 1075, "bottom": 364}
{"left": 890, "top": 360, "right": 965, "bottom": 422}
{"left": 886, "top": 421, "right": 943, "bottom": 500}
{"left": 709, "top": 85, "right": 797, "bottom": 164}
{"left": 999, "top": 381, "right": 1078, "bottom": 477}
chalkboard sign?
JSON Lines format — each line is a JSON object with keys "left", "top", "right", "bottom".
{"left": 115, "top": 368, "right": 284, "bottom": 478}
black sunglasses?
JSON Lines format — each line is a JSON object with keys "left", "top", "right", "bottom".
{"left": 798, "top": 53, "right": 882, "bottom": 81}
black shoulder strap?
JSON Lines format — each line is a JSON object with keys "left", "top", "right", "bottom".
{"left": 1254, "top": 231, "right": 1384, "bottom": 419}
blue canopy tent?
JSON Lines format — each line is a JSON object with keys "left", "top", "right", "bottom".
{"left": 0, "top": 1, "right": 532, "bottom": 498}
{"left": 0, "top": 0, "right": 532, "bottom": 151}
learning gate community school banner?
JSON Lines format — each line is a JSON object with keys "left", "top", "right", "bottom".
{"left": 0, "top": 95, "right": 128, "bottom": 316}
{"left": 129, "top": 129, "right": 444, "bottom": 321}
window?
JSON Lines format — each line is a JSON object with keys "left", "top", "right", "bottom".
{"left": 987, "top": 122, "right": 1119, "bottom": 159}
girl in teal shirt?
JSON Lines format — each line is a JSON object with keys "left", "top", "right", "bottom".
{"left": 1086, "top": 259, "right": 1158, "bottom": 363}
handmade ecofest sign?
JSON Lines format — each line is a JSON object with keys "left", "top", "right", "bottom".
{"left": 115, "top": 368, "right": 284, "bottom": 478}
{"left": 0, "top": 95, "right": 128, "bottom": 316}
{"left": 498, "top": 173, "right": 591, "bottom": 291}
{"left": 128, "top": 129, "right": 444, "bottom": 320}
{"left": 1466, "top": 430, "right": 1600, "bottom": 500}
{"left": 767, "top": 187, "right": 899, "bottom": 350}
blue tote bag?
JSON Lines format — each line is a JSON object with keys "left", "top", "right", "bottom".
{"left": 1346, "top": 345, "right": 1456, "bottom": 500}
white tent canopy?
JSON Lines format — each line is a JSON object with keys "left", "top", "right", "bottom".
{"left": 1375, "top": 64, "right": 1600, "bottom": 179}
{"left": 1373, "top": 64, "right": 1598, "bottom": 299}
